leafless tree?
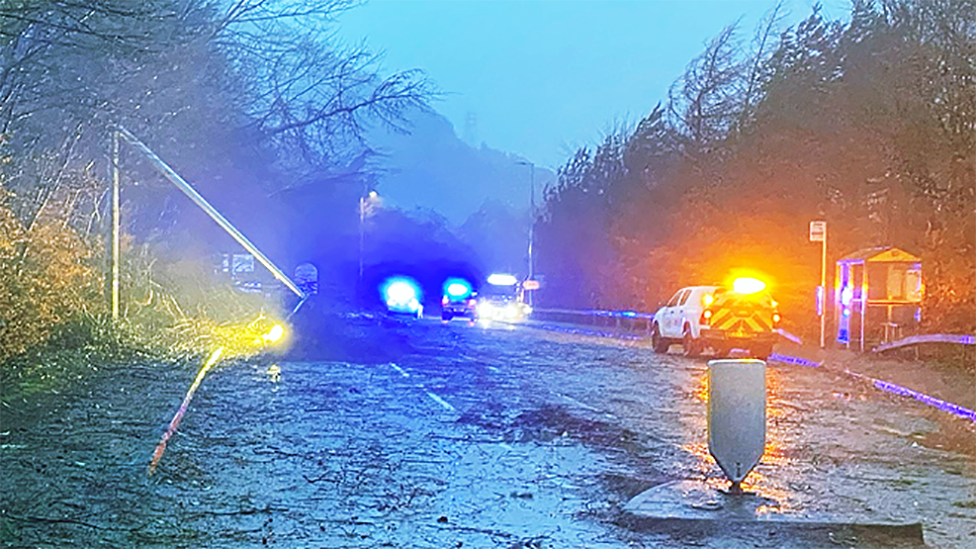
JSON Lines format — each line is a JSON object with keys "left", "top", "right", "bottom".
{"left": 667, "top": 24, "right": 744, "bottom": 151}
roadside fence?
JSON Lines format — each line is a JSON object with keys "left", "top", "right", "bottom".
{"left": 529, "top": 307, "right": 803, "bottom": 345}
{"left": 530, "top": 308, "right": 656, "bottom": 335}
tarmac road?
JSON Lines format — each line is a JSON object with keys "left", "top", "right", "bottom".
{"left": 1, "top": 316, "right": 973, "bottom": 547}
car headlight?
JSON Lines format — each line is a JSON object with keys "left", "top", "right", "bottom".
{"left": 477, "top": 302, "right": 493, "bottom": 317}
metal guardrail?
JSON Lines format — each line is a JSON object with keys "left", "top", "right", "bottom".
{"left": 531, "top": 307, "right": 656, "bottom": 335}
{"left": 872, "top": 333, "right": 976, "bottom": 353}
{"left": 530, "top": 307, "right": 803, "bottom": 344}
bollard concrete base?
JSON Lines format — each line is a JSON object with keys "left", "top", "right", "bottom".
{"left": 621, "top": 480, "right": 924, "bottom": 548}
{"left": 624, "top": 479, "right": 778, "bottom": 520}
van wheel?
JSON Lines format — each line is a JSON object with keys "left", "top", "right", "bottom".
{"left": 651, "top": 325, "right": 669, "bottom": 354}
{"left": 682, "top": 327, "right": 702, "bottom": 358}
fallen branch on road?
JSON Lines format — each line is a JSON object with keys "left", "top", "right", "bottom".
{"left": 148, "top": 347, "right": 224, "bottom": 475}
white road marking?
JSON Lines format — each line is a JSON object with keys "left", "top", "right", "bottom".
{"left": 389, "top": 363, "right": 456, "bottom": 413}
{"left": 556, "top": 392, "right": 616, "bottom": 419}
{"left": 389, "top": 363, "right": 410, "bottom": 377}
{"left": 557, "top": 393, "right": 600, "bottom": 412}
{"left": 425, "top": 391, "right": 456, "bottom": 412}
{"left": 460, "top": 353, "right": 501, "bottom": 374}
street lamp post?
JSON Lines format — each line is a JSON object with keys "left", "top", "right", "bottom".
{"left": 517, "top": 161, "right": 535, "bottom": 306}
{"left": 359, "top": 190, "right": 378, "bottom": 304}
{"left": 359, "top": 194, "right": 365, "bottom": 290}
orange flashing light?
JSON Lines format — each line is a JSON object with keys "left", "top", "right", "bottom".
{"left": 732, "top": 277, "right": 766, "bottom": 294}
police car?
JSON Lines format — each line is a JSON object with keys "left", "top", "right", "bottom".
{"left": 441, "top": 278, "right": 477, "bottom": 321}
{"left": 382, "top": 277, "right": 424, "bottom": 319}
{"left": 650, "top": 278, "right": 780, "bottom": 359}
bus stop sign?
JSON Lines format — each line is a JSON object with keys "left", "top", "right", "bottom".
{"left": 810, "top": 221, "right": 826, "bottom": 242}
{"left": 707, "top": 359, "right": 766, "bottom": 489}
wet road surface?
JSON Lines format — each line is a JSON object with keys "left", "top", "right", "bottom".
{"left": 1, "top": 317, "right": 974, "bottom": 547}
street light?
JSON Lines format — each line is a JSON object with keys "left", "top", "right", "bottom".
{"left": 359, "top": 190, "right": 379, "bottom": 299}
{"left": 516, "top": 160, "right": 535, "bottom": 306}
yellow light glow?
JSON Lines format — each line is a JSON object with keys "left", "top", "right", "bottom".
{"left": 702, "top": 293, "right": 714, "bottom": 307}
{"left": 732, "top": 277, "right": 766, "bottom": 294}
{"left": 262, "top": 324, "right": 285, "bottom": 343}
{"left": 204, "top": 347, "right": 224, "bottom": 368}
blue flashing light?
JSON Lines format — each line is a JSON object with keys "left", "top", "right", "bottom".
{"left": 841, "top": 286, "right": 854, "bottom": 306}
{"left": 381, "top": 276, "right": 423, "bottom": 313}
{"left": 444, "top": 278, "right": 473, "bottom": 299}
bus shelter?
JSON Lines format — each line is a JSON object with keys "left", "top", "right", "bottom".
{"left": 835, "top": 246, "right": 922, "bottom": 351}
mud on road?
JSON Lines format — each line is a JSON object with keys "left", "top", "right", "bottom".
{"left": 1, "top": 318, "right": 974, "bottom": 548}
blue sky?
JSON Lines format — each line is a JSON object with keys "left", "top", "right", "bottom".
{"left": 336, "top": 0, "right": 850, "bottom": 170}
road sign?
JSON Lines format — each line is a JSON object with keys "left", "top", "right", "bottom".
{"left": 809, "top": 221, "right": 826, "bottom": 242}
{"left": 523, "top": 279, "right": 540, "bottom": 290}
{"left": 708, "top": 359, "right": 766, "bottom": 488}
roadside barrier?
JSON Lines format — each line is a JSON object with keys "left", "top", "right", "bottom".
{"left": 873, "top": 333, "right": 976, "bottom": 353}
{"left": 530, "top": 307, "right": 802, "bottom": 344}
{"left": 530, "top": 308, "right": 656, "bottom": 335}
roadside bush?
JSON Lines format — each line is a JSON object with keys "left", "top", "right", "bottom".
{"left": 1, "top": 192, "right": 282, "bottom": 370}
{"left": 115, "top": 245, "right": 283, "bottom": 361}
{"left": 0, "top": 204, "right": 105, "bottom": 361}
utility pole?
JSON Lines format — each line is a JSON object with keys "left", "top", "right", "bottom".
{"left": 115, "top": 126, "right": 306, "bottom": 300}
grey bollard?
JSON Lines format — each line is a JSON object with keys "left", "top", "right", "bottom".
{"left": 707, "top": 359, "right": 766, "bottom": 493}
